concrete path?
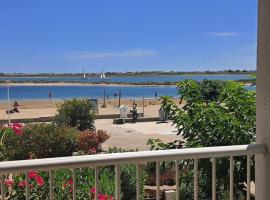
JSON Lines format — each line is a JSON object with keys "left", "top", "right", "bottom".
{"left": 96, "top": 119, "right": 182, "bottom": 151}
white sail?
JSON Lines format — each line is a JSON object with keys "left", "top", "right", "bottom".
{"left": 82, "top": 68, "right": 87, "bottom": 79}
{"left": 100, "top": 68, "right": 106, "bottom": 79}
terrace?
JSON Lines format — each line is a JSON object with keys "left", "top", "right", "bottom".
{"left": 1, "top": 1, "right": 270, "bottom": 200}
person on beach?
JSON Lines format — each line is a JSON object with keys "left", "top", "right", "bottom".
{"left": 155, "top": 91, "right": 157, "bottom": 99}
{"left": 49, "top": 91, "right": 52, "bottom": 100}
{"left": 130, "top": 100, "right": 138, "bottom": 123}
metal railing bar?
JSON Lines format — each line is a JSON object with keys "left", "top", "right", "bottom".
{"left": 0, "top": 144, "right": 265, "bottom": 174}
{"left": 72, "top": 169, "right": 76, "bottom": 200}
{"left": 25, "top": 172, "right": 30, "bottom": 200}
{"left": 115, "top": 164, "right": 120, "bottom": 200}
{"left": 212, "top": 157, "right": 216, "bottom": 200}
{"left": 175, "top": 160, "right": 179, "bottom": 200}
{"left": 194, "top": 159, "right": 198, "bottom": 200}
{"left": 156, "top": 161, "right": 160, "bottom": 200}
{"left": 247, "top": 155, "right": 251, "bottom": 200}
{"left": 95, "top": 166, "right": 99, "bottom": 200}
{"left": 1, "top": 174, "right": 4, "bottom": 200}
{"left": 136, "top": 163, "right": 140, "bottom": 200}
{"left": 49, "top": 170, "right": 54, "bottom": 200}
{"left": 230, "top": 156, "right": 234, "bottom": 200}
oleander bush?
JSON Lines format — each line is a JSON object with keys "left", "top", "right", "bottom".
{"left": 78, "top": 130, "right": 110, "bottom": 154}
{"left": 3, "top": 168, "right": 115, "bottom": 200}
{"left": 1, "top": 123, "right": 78, "bottom": 161}
{"left": 2, "top": 162, "right": 145, "bottom": 199}
{"left": 1, "top": 125, "right": 144, "bottom": 199}
{"left": 55, "top": 98, "right": 96, "bottom": 131}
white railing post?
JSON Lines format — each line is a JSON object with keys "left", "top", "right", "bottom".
{"left": 49, "top": 170, "right": 54, "bottom": 200}
{"left": 247, "top": 156, "right": 250, "bottom": 200}
{"left": 194, "top": 159, "right": 198, "bottom": 200}
{"left": 25, "top": 172, "right": 30, "bottom": 200}
{"left": 229, "top": 156, "right": 234, "bottom": 200}
{"left": 1, "top": 174, "right": 4, "bottom": 200}
{"left": 95, "top": 166, "right": 99, "bottom": 200}
{"left": 212, "top": 157, "right": 216, "bottom": 200}
{"left": 175, "top": 160, "right": 179, "bottom": 200}
{"left": 72, "top": 169, "right": 76, "bottom": 200}
{"left": 156, "top": 161, "right": 160, "bottom": 200}
{"left": 136, "top": 163, "right": 140, "bottom": 200}
{"left": 256, "top": 0, "right": 270, "bottom": 199}
{"left": 115, "top": 164, "right": 121, "bottom": 200}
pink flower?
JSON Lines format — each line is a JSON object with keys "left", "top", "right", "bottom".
{"left": 34, "top": 175, "right": 44, "bottom": 186}
{"left": 98, "top": 194, "right": 113, "bottom": 200}
{"left": 98, "top": 194, "right": 107, "bottom": 200}
{"left": 4, "top": 179, "right": 14, "bottom": 187}
{"left": 9, "top": 123, "right": 23, "bottom": 135}
{"left": 18, "top": 180, "right": 26, "bottom": 187}
{"left": 67, "top": 179, "right": 73, "bottom": 185}
{"left": 28, "top": 171, "right": 38, "bottom": 179}
{"left": 91, "top": 187, "right": 96, "bottom": 194}
{"left": 89, "top": 147, "right": 97, "bottom": 154}
{"left": 63, "top": 179, "right": 73, "bottom": 193}
{"left": 27, "top": 170, "right": 45, "bottom": 186}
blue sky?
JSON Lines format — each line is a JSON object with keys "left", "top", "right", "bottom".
{"left": 0, "top": 0, "right": 257, "bottom": 73}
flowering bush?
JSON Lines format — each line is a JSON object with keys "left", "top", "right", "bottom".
{"left": 3, "top": 171, "right": 47, "bottom": 199}
{"left": 2, "top": 168, "right": 116, "bottom": 200}
{"left": 0, "top": 124, "right": 144, "bottom": 199}
{"left": 0, "top": 123, "right": 23, "bottom": 161}
{"left": 77, "top": 130, "right": 110, "bottom": 154}
{"left": 1, "top": 123, "right": 78, "bottom": 160}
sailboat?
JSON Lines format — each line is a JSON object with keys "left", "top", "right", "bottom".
{"left": 82, "top": 68, "right": 87, "bottom": 79}
{"left": 100, "top": 68, "right": 106, "bottom": 79}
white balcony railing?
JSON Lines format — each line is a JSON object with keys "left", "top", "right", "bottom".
{"left": 0, "top": 144, "right": 266, "bottom": 200}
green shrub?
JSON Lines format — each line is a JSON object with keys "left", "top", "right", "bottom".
{"left": 160, "top": 80, "right": 256, "bottom": 199}
{"left": 2, "top": 123, "right": 78, "bottom": 160}
{"left": 55, "top": 98, "right": 96, "bottom": 131}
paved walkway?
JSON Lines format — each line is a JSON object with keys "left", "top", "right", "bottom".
{"left": 96, "top": 119, "right": 182, "bottom": 151}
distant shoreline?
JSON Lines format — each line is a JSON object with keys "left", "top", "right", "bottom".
{"left": 0, "top": 81, "right": 255, "bottom": 87}
{"left": 0, "top": 71, "right": 255, "bottom": 78}
{"left": 0, "top": 82, "right": 177, "bottom": 87}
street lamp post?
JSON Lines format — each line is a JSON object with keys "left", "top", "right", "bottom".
{"left": 6, "top": 80, "right": 11, "bottom": 125}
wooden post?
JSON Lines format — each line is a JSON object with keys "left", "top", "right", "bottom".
{"left": 103, "top": 90, "right": 106, "bottom": 107}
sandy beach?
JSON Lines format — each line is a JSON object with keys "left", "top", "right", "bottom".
{"left": 0, "top": 98, "right": 174, "bottom": 119}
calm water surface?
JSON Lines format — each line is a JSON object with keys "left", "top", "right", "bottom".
{"left": 0, "top": 75, "right": 254, "bottom": 101}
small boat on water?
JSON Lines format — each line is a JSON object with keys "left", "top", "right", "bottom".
{"left": 100, "top": 68, "right": 106, "bottom": 79}
{"left": 82, "top": 68, "right": 87, "bottom": 79}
